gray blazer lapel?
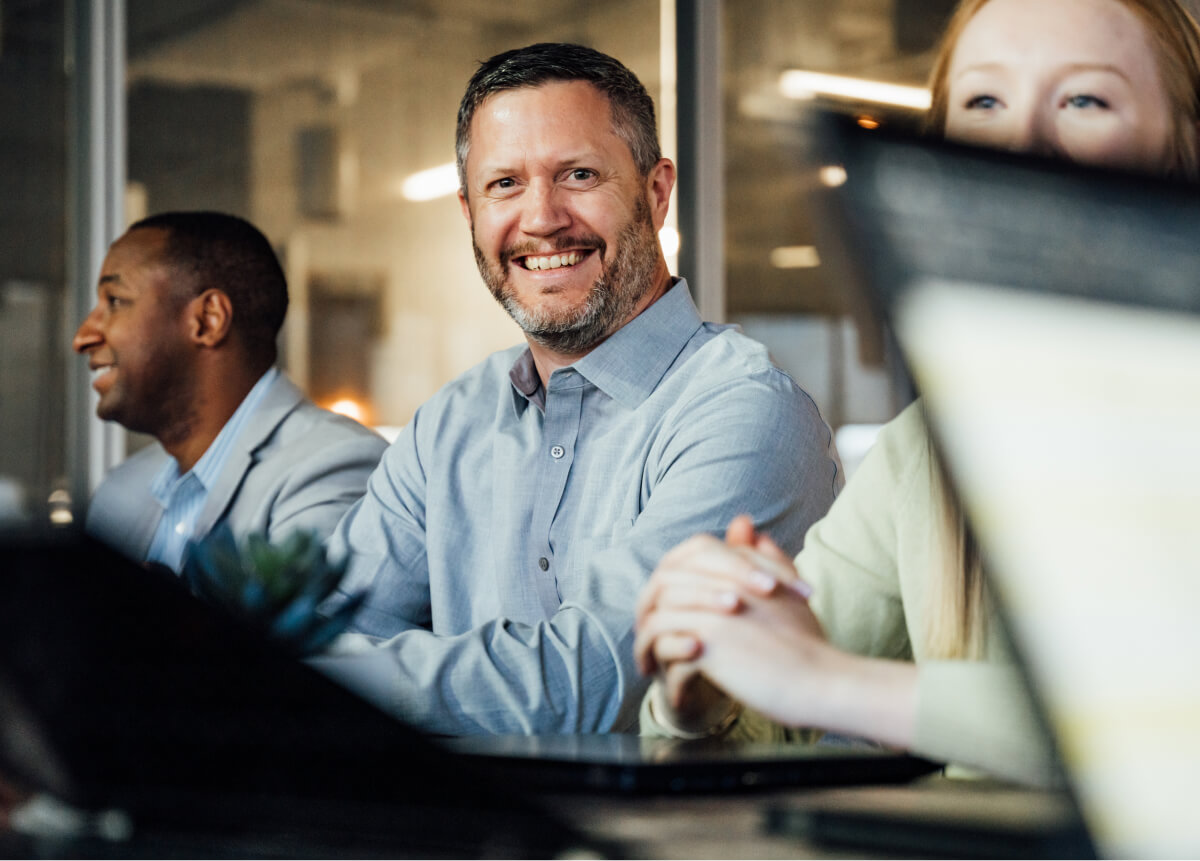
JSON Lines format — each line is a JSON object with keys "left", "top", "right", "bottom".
{"left": 84, "top": 443, "right": 171, "bottom": 562}
{"left": 192, "top": 372, "right": 305, "bottom": 539}
{"left": 122, "top": 452, "right": 169, "bottom": 560}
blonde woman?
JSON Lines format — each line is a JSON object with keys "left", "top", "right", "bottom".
{"left": 634, "top": 0, "right": 1200, "bottom": 784}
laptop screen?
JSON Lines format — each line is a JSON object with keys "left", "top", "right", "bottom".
{"left": 811, "top": 112, "right": 1200, "bottom": 858}
{"left": 898, "top": 281, "right": 1200, "bottom": 860}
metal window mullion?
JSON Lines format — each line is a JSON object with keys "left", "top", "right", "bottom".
{"left": 675, "top": 0, "right": 724, "bottom": 322}
{"left": 67, "top": 0, "right": 126, "bottom": 515}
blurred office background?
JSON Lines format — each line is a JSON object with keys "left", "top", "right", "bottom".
{"left": 10, "top": 0, "right": 1182, "bottom": 526}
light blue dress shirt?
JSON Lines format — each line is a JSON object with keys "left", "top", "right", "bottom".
{"left": 146, "top": 367, "right": 279, "bottom": 571}
{"left": 318, "top": 281, "right": 840, "bottom": 735}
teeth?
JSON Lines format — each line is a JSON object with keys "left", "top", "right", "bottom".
{"left": 524, "top": 251, "right": 582, "bottom": 270}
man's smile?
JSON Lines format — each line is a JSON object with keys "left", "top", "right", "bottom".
{"left": 89, "top": 361, "right": 116, "bottom": 391}
{"left": 518, "top": 250, "right": 588, "bottom": 271}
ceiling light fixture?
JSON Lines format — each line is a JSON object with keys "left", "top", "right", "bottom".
{"left": 779, "top": 70, "right": 931, "bottom": 111}
{"left": 818, "top": 165, "right": 848, "bottom": 188}
{"left": 770, "top": 245, "right": 821, "bottom": 269}
{"left": 399, "top": 162, "right": 459, "bottom": 201}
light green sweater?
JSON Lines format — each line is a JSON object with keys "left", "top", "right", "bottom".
{"left": 641, "top": 402, "right": 1058, "bottom": 786}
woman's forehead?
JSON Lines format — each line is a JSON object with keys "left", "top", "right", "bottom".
{"left": 949, "top": 0, "right": 1160, "bottom": 79}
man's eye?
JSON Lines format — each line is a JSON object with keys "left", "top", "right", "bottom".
{"left": 570, "top": 169, "right": 595, "bottom": 181}
{"left": 1064, "top": 94, "right": 1109, "bottom": 110}
{"left": 964, "top": 94, "right": 1000, "bottom": 110}
{"left": 487, "top": 177, "right": 520, "bottom": 193}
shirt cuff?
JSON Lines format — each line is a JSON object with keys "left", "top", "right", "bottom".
{"left": 640, "top": 679, "right": 742, "bottom": 739}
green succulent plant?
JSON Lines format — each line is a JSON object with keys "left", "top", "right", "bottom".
{"left": 182, "top": 523, "right": 365, "bottom": 656}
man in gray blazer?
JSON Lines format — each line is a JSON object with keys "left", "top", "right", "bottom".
{"left": 73, "top": 211, "right": 386, "bottom": 572}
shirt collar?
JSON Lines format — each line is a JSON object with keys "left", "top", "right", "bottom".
{"left": 507, "top": 279, "right": 701, "bottom": 415}
{"left": 509, "top": 349, "right": 545, "bottom": 414}
{"left": 573, "top": 278, "right": 701, "bottom": 409}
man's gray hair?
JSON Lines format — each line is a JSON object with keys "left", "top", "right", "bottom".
{"left": 455, "top": 42, "right": 661, "bottom": 193}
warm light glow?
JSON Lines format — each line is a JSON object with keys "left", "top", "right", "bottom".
{"left": 856, "top": 115, "right": 881, "bottom": 130}
{"left": 658, "top": 225, "right": 680, "bottom": 257}
{"left": 770, "top": 245, "right": 821, "bottom": 269}
{"left": 47, "top": 488, "right": 74, "bottom": 526}
{"left": 399, "top": 162, "right": 459, "bottom": 201}
{"left": 374, "top": 425, "right": 403, "bottom": 444}
{"left": 818, "top": 165, "right": 848, "bottom": 188}
{"left": 779, "top": 70, "right": 932, "bottom": 110}
{"left": 327, "top": 398, "right": 368, "bottom": 424}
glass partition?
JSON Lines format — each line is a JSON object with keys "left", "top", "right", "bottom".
{"left": 722, "top": 0, "right": 954, "bottom": 471}
{"left": 0, "top": 0, "right": 70, "bottom": 525}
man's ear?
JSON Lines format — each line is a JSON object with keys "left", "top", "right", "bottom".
{"left": 458, "top": 188, "right": 473, "bottom": 228}
{"left": 188, "top": 289, "right": 234, "bottom": 348}
{"left": 645, "top": 157, "right": 676, "bottom": 231}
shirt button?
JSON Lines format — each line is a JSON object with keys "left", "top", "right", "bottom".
{"left": 550, "top": 445, "right": 565, "bottom": 459}
{"left": 538, "top": 557, "right": 550, "bottom": 571}
{"left": 174, "top": 523, "right": 187, "bottom": 535}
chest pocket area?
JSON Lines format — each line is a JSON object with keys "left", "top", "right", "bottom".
{"left": 560, "top": 517, "right": 637, "bottom": 605}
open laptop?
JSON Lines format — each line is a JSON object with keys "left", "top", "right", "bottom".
{"left": 807, "top": 110, "right": 1200, "bottom": 858}
{"left": 0, "top": 528, "right": 594, "bottom": 857}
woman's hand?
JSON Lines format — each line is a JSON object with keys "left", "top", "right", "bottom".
{"left": 635, "top": 515, "right": 918, "bottom": 745}
{"left": 635, "top": 515, "right": 821, "bottom": 732}
{"left": 635, "top": 515, "right": 811, "bottom": 674}
{"left": 636, "top": 547, "right": 834, "bottom": 730}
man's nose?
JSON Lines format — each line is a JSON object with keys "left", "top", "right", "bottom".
{"left": 520, "top": 180, "right": 571, "bottom": 236}
{"left": 72, "top": 307, "right": 103, "bottom": 354}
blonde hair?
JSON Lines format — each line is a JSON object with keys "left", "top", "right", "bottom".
{"left": 923, "top": 440, "right": 987, "bottom": 660}
{"left": 921, "top": 458, "right": 988, "bottom": 661}
{"left": 926, "top": 0, "right": 1200, "bottom": 179}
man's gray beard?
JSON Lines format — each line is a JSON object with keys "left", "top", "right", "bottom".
{"left": 473, "top": 196, "right": 660, "bottom": 355}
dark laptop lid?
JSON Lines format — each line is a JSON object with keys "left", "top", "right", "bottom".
{"left": 808, "top": 111, "right": 1200, "bottom": 318}
{"left": 0, "top": 528, "right": 588, "bottom": 857}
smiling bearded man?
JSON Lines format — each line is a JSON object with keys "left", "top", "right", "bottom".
{"left": 315, "top": 42, "right": 842, "bottom": 737}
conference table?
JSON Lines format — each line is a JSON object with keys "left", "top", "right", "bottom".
{"left": 0, "top": 767, "right": 1081, "bottom": 858}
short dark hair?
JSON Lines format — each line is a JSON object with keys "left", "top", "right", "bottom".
{"left": 456, "top": 42, "right": 661, "bottom": 191}
{"left": 129, "top": 211, "right": 288, "bottom": 364}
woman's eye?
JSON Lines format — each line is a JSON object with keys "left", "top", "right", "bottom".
{"left": 106, "top": 296, "right": 126, "bottom": 310}
{"left": 964, "top": 94, "right": 1000, "bottom": 110}
{"left": 1063, "top": 94, "right": 1109, "bottom": 110}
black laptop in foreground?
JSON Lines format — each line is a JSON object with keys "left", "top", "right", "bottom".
{"left": 0, "top": 528, "right": 592, "bottom": 858}
{"left": 0, "top": 525, "right": 944, "bottom": 855}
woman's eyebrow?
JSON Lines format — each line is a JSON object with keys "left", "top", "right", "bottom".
{"left": 953, "top": 61, "right": 1132, "bottom": 83}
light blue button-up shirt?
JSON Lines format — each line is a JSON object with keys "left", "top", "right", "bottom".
{"left": 146, "top": 367, "right": 279, "bottom": 571}
{"left": 319, "top": 281, "right": 840, "bottom": 735}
